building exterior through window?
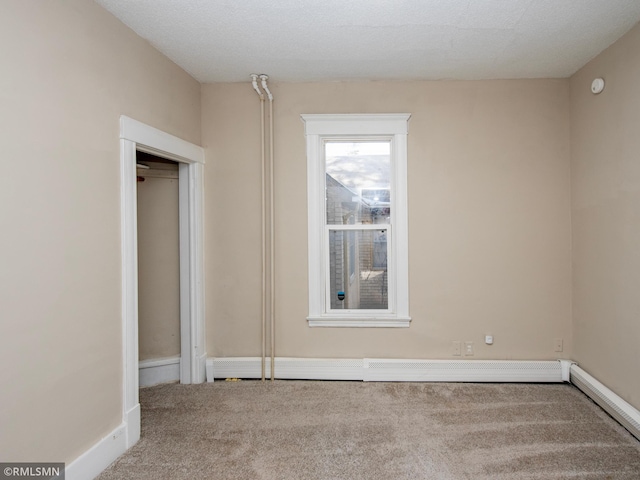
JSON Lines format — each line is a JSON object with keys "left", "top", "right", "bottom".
{"left": 326, "top": 141, "right": 390, "bottom": 310}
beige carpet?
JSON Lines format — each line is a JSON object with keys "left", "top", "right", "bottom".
{"left": 97, "top": 381, "right": 640, "bottom": 479}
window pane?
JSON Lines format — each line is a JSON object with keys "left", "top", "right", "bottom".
{"left": 329, "top": 229, "right": 388, "bottom": 310}
{"left": 325, "top": 141, "right": 391, "bottom": 225}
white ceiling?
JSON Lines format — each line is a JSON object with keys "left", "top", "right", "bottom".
{"left": 95, "top": 0, "right": 640, "bottom": 83}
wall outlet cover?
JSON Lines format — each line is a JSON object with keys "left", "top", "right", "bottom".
{"left": 464, "top": 341, "right": 474, "bottom": 356}
{"left": 554, "top": 338, "right": 564, "bottom": 352}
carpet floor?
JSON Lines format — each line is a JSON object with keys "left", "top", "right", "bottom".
{"left": 97, "top": 381, "right": 640, "bottom": 479}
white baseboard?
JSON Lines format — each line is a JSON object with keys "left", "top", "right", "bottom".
{"left": 570, "top": 365, "right": 640, "bottom": 442}
{"left": 65, "top": 423, "right": 127, "bottom": 480}
{"left": 207, "top": 357, "right": 564, "bottom": 383}
{"left": 139, "top": 356, "right": 180, "bottom": 387}
{"left": 125, "top": 403, "right": 141, "bottom": 448}
{"left": 196, "top": 352, "right": 207, "bottom": 383}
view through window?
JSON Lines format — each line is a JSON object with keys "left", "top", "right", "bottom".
{"left": 325, "top": 141, "right": 391, "bottom": 310}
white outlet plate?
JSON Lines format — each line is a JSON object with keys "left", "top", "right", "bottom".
{"left": 464, "top": 341, "right": 474, "bottom": 356}
{"left": 554, "top": 338, "right": 563, "bottom": 352}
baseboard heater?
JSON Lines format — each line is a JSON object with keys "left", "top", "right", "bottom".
{"left": 206, "top": 357, "right": 565, "bottom": 383}
{"left": 570, "top": 364, "right": 640, "bottom": 442}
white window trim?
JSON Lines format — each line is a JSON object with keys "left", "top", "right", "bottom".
{"left": 301, "top": 114, "right": 411, "bottom": 328}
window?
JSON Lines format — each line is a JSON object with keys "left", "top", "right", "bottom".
{"left": 301, "top": 114, "right": 411, "bottom": 327}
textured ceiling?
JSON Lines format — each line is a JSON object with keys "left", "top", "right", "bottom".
{"left": 95, "top": 0, "right": 640, "bottom": 83}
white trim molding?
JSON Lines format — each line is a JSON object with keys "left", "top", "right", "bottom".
{"left": 119, "top": 116, "right": 206, "bottom": 453}
{"left": 120, "top": 116, "right": 204, "bottom": 164}
{"left": 207, "top": 357, "right": 564, "bottom": 383}
{"left": 139, "top": 356, "right": 181, "bottom": 387}
{"left": 301, "top": 114, "right": 411, "bottom": 327}
{"left": 307, "top": 317, "right": 411, "bottom": 328}
{"left": 302, "top": 114, "right": 412, "bottom": 136}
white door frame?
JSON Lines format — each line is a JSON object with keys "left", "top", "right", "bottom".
{"left": 119, "top": 116, "right": 206, "bottom": 447}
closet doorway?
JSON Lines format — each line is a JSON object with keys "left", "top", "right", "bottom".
{"left": 120, "top": 116, "right": 205, "bottom": 449}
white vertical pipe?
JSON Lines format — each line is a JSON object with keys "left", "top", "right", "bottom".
{"left": 251, "top": 74, "right": 267, "bottom": 382}
{"left": 269, "top": 92, "right": 275, "bottom": 382}
{"left": 260, "top": 75, "right": 275, "bottom": 382}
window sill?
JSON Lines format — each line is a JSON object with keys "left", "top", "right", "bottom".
{"left": 307, "top": 316, "right": 411, "bottom": 328}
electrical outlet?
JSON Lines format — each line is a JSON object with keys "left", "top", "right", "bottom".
{"left": 464, "top": 341, "right": 474, "bottom": 356}
{"left": 452, "top": 341, "right": 461, "bottom": 356}
{"left": 554, "top": 338, "right": 564, "bottom": 352}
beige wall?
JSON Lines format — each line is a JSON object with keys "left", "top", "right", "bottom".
{"left": 202, "top": 84, "right": 264, "bottom": 356}
{"left": 570, "top": 22, "right": 640, "bottom": 410}
{"left": 137, "top": 161, "right": 181, "bottom": 361}
{"left": 0, "top": 0, "right": 200, "bottom": 463}
{"left": 202, "top": 80, "right": 572, "bottom": 360}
